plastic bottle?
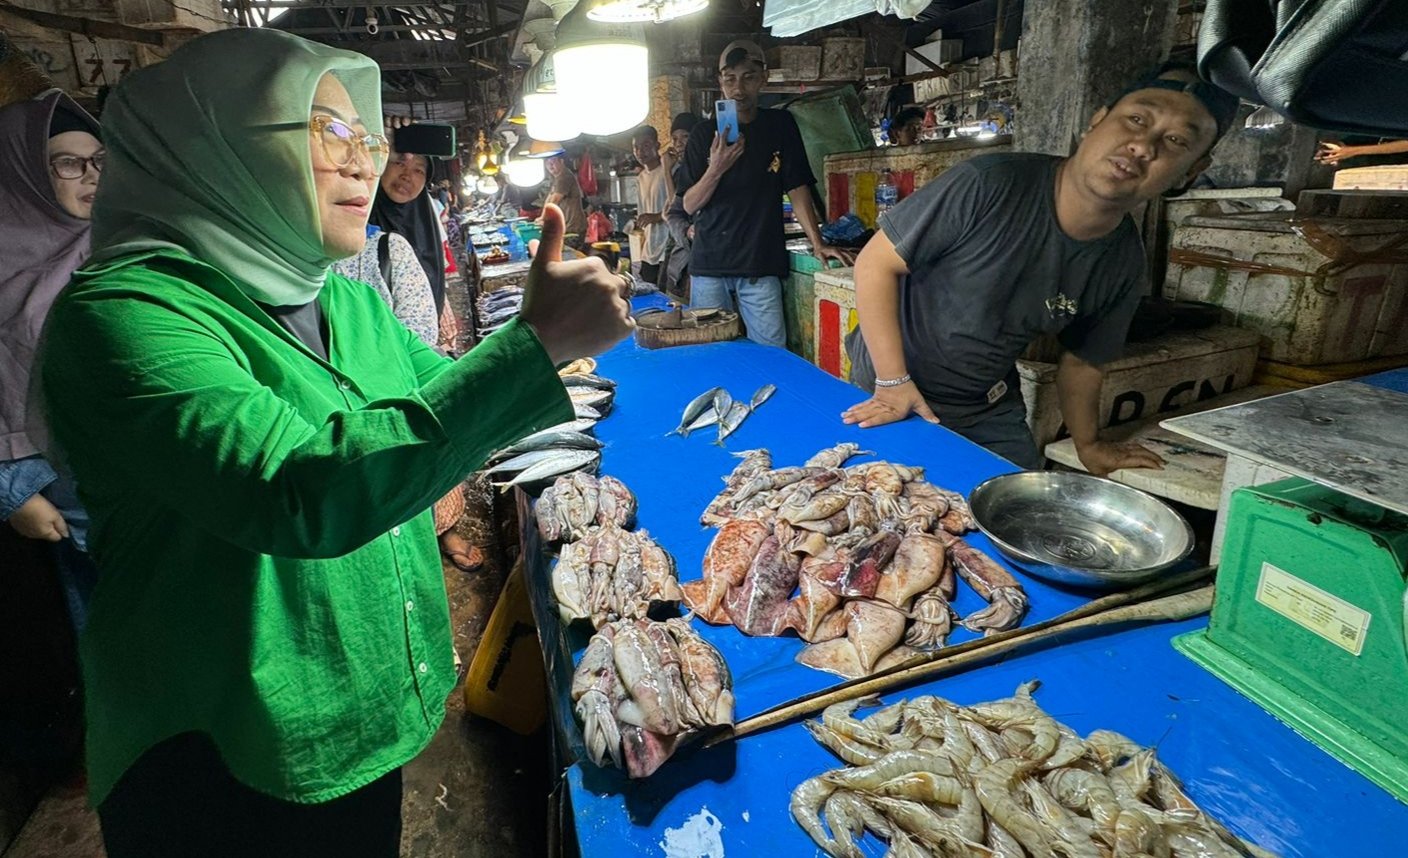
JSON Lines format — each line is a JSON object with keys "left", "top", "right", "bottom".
{"left": 875, "top": 169, "right": 898, "bottom": 220}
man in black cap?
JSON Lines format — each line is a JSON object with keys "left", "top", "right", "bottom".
{"left": 843, "top": 62, "right": 1239, "bottom": 474}
{"left": 674, "top": 40, "right": 851, "bottom": 347}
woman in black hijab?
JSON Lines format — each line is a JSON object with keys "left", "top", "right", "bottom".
{"left": 369, "top": 150, "right": 445, "bottom": 312}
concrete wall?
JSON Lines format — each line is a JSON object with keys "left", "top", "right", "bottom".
{"left": 1014, "top": 0, "right": 1179, "bottom": 156}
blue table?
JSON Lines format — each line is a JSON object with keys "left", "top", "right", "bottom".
{"left": 534, "top": 322, "right": 1407, "bottom": 856}
{"left": 1361, "top": 367, "right": 1408, "bottom": 394}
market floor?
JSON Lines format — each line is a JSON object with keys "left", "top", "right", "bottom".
{"left": 3, "top": 276, "right": 555, "bottom": 858}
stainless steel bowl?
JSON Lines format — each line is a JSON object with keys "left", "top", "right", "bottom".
{"left": 969, "top": 472, "right": 1195, "bottom": 589}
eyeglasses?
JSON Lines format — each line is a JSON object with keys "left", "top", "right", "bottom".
{"left": 50, "top": 153, "right": 104, "bottom": 180}
{"left": 309, "top": 115, "right": 389, "bottom": 175}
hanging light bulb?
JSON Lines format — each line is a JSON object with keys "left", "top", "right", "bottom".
{"left": 476, "top": 175, "right": 500, "bottom": 195}
{"left": 523, "top": 53, "right": 581, "bottom": 142}
{"left": 583, "top": 0, "right": 708, "bottom": 23}
{"left": 553, "top": 6, "right": 649, "bottom": 137}
{"left": 472, "top": 130, "right": 501, "bottom": 176}
{"left": 505, "top": 139, "right": 547, "bottom": 187}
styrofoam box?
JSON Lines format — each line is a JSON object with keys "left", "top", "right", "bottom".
{"left": 821, "top": 37, "right": 866, "bottom": 81}
{"left": 1164, "top": 213, "right": 1408, "bottom": 365}
{"left": 904, "top": 39, "right": 964, "bottom": 74}
{"left": 1019, "top": 326, "right": 1261, "bottom": 453}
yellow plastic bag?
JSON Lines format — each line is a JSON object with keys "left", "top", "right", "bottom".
{"left": 464, "top": 561, "right": 546, "bottom": 734}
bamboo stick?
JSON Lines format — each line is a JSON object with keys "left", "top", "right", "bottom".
{"left": 709, "top": 584, "right": 1214, "bottom": 747}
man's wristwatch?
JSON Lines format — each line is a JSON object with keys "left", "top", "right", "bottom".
{"left": 874, "top": 374, "right": 912, "bottom": 388}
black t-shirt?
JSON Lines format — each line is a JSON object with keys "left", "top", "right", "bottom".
{"left": 847, "top": 153, "right": 1146, "bottom": 405}
{"left": 260, "top": 300, "right": 329, "bottom": 361}
{"left": 674, "top": 108, "right": 815, "bottom": 279}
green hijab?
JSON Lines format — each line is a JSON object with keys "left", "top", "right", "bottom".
{"left": 89, "top": 28, "right": 382, "bottom": 306}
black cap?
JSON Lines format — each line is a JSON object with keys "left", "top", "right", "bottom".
{"left": 1112, "top": 61, "right": 1240, "bottom": 140}
{"left": 670, "top": 112, "right": 700, "bottom": 134}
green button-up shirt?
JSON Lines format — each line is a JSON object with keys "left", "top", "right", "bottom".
{"left": 40, "top": 251, "right": 571, "bottom": 805}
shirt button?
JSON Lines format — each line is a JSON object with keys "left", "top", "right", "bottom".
{"left": 418, "top": 662, "right": 428, "bottom": 674}
{"left": 339, "top": 380, "right": 351, "bottom": 390}
{"left": 391, "top": 526, "right": 401, "bottom": 537}
{"left": 405, "top": 600, "right": 415, "bottom": 612}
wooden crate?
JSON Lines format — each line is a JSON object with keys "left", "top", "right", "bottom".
{"left": 783, "top": 251, "right": 823, "bottom": 363}
{"left": 1018, "top": 326, "right": 1262, "bottom": 453}
{"left": 1334, "top": 165, "right": 1408, "bottom": 191}
{"left": 1164, "top": 213, "right": 1408, "bottom": 365}
{"left": 813, "top": 267, "right": 858, "bottom": 380}
{"left": 824, "top": 137, "right": 1011, "bottom": 227}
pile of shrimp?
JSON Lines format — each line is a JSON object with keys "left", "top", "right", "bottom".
{"left": 790, "top": 683, "right": 1278, "bottom": 858}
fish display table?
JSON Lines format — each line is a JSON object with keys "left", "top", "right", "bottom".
{"left": 564, "top": 616, "right": 1408, "bottom": 857}
{"left": 517, "top": 309, "right": 1406, "bottom": 856}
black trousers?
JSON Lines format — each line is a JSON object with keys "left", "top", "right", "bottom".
{"left": 98, "top": 732, "right": 402, "bottom": 858}
{"left": 639, "top": 260, "right": 662, "bottom": 286}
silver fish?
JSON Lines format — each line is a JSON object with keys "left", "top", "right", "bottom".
{"left": 575, "top": 403, "right": 603, "bottom": 421}
{"left": 714, "top": 401, "right": 751, "bottom": 446}
{"left": 685, "top": 406, "right": 721, "bottom": 433}
{"left": 749, "top": 383, "right": 777, "bottom": 410}
{"left": 481, "top": 448, "right": 564, "bottom": 475}
{"left": 489, "top": 428, "right": 602, "bottom": 463}
{"left": 711, "top": 389, "right": 734, "bottom": 426}
{"left": 561, "top": 373, "right": 617, "bottom": 391}
{"left": 504, "top": 449, "right": 601, "bottom": 488}
{"left": 670, "top": 386, "right": 723, "bottom": 436}
{"left": 569, "top": 388, "right": 614, "bottom": 411}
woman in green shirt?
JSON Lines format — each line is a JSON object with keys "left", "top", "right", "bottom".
{"left": 39, "top": 28, "right": 631, "bottom": 857}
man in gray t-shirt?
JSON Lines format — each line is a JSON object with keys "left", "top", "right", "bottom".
{"left": 844, "top": 63, "right": 1238, "bottom": 474}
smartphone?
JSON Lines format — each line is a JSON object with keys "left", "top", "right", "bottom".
{"left": 715, "top": 99, "right": 739, "bottom": 144}
{"left": 393, "top": 123, "right": 456, "bottom": 158}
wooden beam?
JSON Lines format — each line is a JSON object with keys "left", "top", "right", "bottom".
{"left": 0, "top": 0, "right": 164, "bottom": 45}
{"left": 903, "top": 47, "right": 942, "bottom": 73}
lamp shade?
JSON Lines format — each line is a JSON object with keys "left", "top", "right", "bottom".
{"left": 553, "top": 10, "right": 649, "bottom": 137}
{"left": 523, "top": 53, "right": 581, "bottom": 142}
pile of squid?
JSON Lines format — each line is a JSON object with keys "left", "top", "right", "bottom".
{"left": 682, "top": 444, "right": 1029, "bottom": 679}
{"left": 571, "top": 617, "right": 734, "bottom": 778}
{"left": 791, "top": 684, "right": 1277, "bottom": 858}
{"left": 536, "top": 472, "right": 683, "bottom": 630}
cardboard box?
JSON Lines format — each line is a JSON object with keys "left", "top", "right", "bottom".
{"left": 904, "top": 39, "right": 964, "bottom": 74}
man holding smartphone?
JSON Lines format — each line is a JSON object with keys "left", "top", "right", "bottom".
{"left": 674, "top": 40, "right": 850, "bottom": 347}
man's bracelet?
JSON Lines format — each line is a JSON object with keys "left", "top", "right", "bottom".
{"left": 874, "top": 374, "right": 912, "bottom": 388}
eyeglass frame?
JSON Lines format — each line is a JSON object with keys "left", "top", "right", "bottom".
{"left": 308, "top": 114, "right": 390, "bottom": 175}
{"left": 49, "top": 153, "right": 105, "bottom": 181}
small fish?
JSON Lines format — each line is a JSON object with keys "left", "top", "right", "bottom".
{"left": 575, "top": 403, "right": 602, "bottom": 421}
{"left": 569, "top": 388, "right": 614, "bottom": 412}
{"left": 684, "top": 406, "right": 721, "bottom": 433}
{"left": 670, "top": 386, "right": 723, "bottom": 436}
{"left": 714, "top": 401, "right": 752, "bottom": 446}
{"left": 749, "top": 383, "right": 777, "bottom": 410}
{"left": 503, "top": 449, "right": 601, "bottom": 488}
{"left": 561, "top": 373, "right": 616, "bottom": 391}
{"left": 712, "top": 389, "right": 734, "bottom": 426}
{"left": 488, "top": 428, "right": 602, "bottom": 463}
{"left": 481, "top": 448, "right": 564, "bottom": 475}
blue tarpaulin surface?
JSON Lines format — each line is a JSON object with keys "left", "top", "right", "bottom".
{"left": 543, "top": 308, "right": 1407, "bottom": 855}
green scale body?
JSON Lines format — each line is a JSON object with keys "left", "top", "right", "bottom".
{"left": 1176, "top": 476, "right": 1408, "bottom": 802}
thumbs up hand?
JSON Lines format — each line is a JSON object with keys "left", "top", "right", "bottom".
{"left": 520, "top": 204, "right": 635, "bottom": 365}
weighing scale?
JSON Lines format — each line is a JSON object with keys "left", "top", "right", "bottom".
{"left": 1163, "top": 380, "right": 1408, "bottom": 802}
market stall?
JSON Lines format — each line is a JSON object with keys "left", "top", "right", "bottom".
{"left": 510, "top": 301, "right": 1408, "bottom": 857}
